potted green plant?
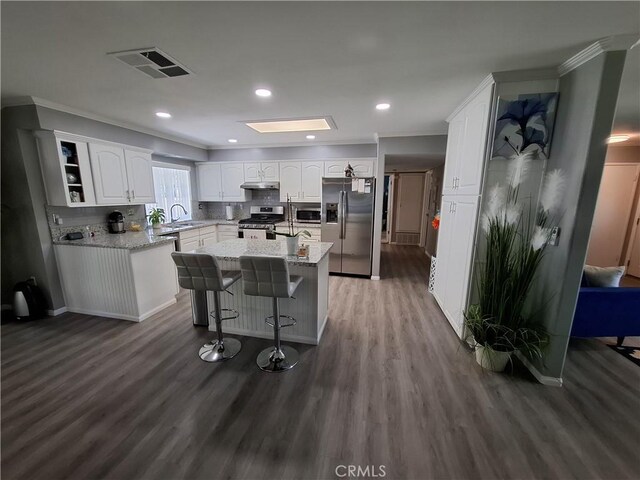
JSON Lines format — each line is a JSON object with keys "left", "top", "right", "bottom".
{"left": 147, "top": 207, "right": 166, "bottom": 229}
{"left": 274, "top": 195, "right": 311, "bottom": 255}
{"left": 465, "top": 163, "right": 565, "bottom": 372}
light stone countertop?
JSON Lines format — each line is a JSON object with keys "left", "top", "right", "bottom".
{"left": 53, "top": 231, "right": 178, "bottom": 250}
{"left": 154, "top": 219, "right": 238, "bottom": 236}
{"left": 196, "top": 239, "right": 333, "bottom": 266}
{"left": 275, "top": 221, "right": 322, "bottom": 229}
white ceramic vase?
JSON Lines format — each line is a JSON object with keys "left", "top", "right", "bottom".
{"left": 152, "top": 223, "right": 162, "bottom": 230}
{"left": 474, "top": 345, "right": 512, "bottom": 372}
{"left": 285, "top": 236, "right": 299, "bottom": 255}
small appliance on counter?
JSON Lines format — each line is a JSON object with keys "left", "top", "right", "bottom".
{"left": 108, "top": 210, "right": 126, "bottom": 234}
{"left": 13, "top": 278, "right": 47, "bottom": 320}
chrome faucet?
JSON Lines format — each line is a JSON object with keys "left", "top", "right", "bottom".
{"left": 170, "top": 204, "right": 188, "bottom": 223}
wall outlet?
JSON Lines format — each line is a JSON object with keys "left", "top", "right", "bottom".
{"left": 549, "top": 226, "right": 561, "bottom": 246}
{"left": 52, "top": 213, "right": 62, "bottom": 225}
{"left": 127, "top": 208, "right": 135, "bottom": 216}
{"left": 198, "top": 203, "right": 204, "bottom": 210}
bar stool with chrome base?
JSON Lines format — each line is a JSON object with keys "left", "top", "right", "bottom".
{"left": 171, "top": 252, "right": 242, "bottom": 362}
{"left": 239, "top": 255, "right": 303, "bottom": 372}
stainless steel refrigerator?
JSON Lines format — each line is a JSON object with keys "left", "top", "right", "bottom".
{"left": 321, "top": 177, "right": 375, "bottom": 276}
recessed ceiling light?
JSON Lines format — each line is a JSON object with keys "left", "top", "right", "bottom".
{"left": 228, "top": 138, "right": 238, "bottom": 143}
{"left": 244, "top": 116, "right": 335, "bottom": 133}
{"left": 255, "top": 89, "right": 272, "bottom": 97}
{"left": 376, "top": 103, "right": 391, "bottom": 111}
{"left": 607, "top": 134, "right": 630, "bottom": 144}
{"left": 156, "top": 111, "right": 172, "bottom": 118}
{"left": 306, "top": 135, "right": 316, "bottom": 140}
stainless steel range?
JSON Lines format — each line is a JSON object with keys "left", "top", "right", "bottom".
{"left": 237, "top": 206, "right": 285, "bottom": 240}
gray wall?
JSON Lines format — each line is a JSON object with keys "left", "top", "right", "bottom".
{"left": 208, "top": 143, "right": 376, "bottom": 162}
{"left": 36, "top": 106, "right": 208, "bottom": 161}
{"left": 1, "top": 105, "right": 208, "bottom": 310}
{"left": 1, "top": 105, "right": 66, "bottom": 308}
{"left": 373, "top": 135, "right": 448, "bottom": 277}
{"left": 528, "top": 50, "right": 627, "bottom": 380}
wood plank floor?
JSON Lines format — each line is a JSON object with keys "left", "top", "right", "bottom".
{"left": 2, "top": 244, "right": 639, "bottom": 480}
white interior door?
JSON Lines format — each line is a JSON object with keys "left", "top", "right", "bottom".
{"left": 395, "top": 173, "right": 425, "bottom": 233}
{"left": 124, "top": 150, "right": 155, "bottom": 203}
{"left": 586, "top": 163, "right": 640, "bottom": 267}
{"left": 88, "top": 143, "right": 129, "bottom": 205}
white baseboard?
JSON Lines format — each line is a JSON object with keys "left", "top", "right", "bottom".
{"left": 221, "top": 326, "right": 319, "bottom": 345}
{"left": 515, "top": 351, "right": 563, "bottom": 387}
{"left": 371, "top": 276, "right": 380, "bottom": 281}
{"left": 138, "top": 298, "right": 177, "bottom": 321}
{"left": 47, "top": 306, "right": 68, "bottom": 316}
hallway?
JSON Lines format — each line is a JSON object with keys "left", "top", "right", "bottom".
{"left": 1, "top": 244, "right": 638, "bottom": 479}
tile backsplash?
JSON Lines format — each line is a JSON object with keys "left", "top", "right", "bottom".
{"left": 46, "top": 190, "right": 321, "bottom": 241}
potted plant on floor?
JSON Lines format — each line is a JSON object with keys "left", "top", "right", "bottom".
{"left": 275, "top": 195, "right": 310, "bottom": 255}
{"left": 147, "top": 207, "right": 166, "bottom": 230}
{"left": 465, "top": 163, "right": 565, "bottom": 372}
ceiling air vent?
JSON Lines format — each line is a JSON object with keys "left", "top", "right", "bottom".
{"left": 108, "top": 47, "right": 192, "bottom": 79}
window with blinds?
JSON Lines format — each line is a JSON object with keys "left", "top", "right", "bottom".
{"left": 147, "top": 164, "right": 192, "bottom": 220}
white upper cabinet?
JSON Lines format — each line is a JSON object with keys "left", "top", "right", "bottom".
{"left": 261, "top": 163, "right": 279, "bottom": 181}
{"left": 197, "top": 163, "right": 251, "bottom": 202}
{"left": 220, "top": 163, "right": 250, "bottom": 201}
{"left": 324, "top": 159, "right": 375, "bottom": 178}
{"left": 36, "top": 131, "right": 154, "bottom": 207}
{"left": 442, "top": 116, "right": 465, "bottom": 196}
{"left": 197, "top": 164, "right": 223, "bottom": 201}
{"left": 89, "top": 143, "right": 155, "bottom": 205}
{"left": 124, "top": 150, "right": 155, "bottom": 203}
{"left": 457, "top": 84, "right": 493, "bottom": 195}
{"left": 244, "top": 163, "right": 261, "bottom": 182}
{"left": 244, "top": 162, "right": 279, "bottom": 182}
{"left": 279, "top": 161, "right": 323, "bottom": 203}
{"left": 89, "top": 143, "right": 130, "bottom": 205}
{"left": 279, "top": 162, "right": 302, "bottom": 202}
{"left": 35, "top": 131, "right": 97, "bottom": 207}
{"left": 300, "top": 162, "right": 323, "bottom": 202}
{"left": 443, "top": 83, "right": 494, "bottom": 196}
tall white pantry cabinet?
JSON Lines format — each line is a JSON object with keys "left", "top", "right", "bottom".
{"left": 433, "top": 73, "right": 559, "bottom": 337}
{"left": 433, "top": 81, "right": 493, "bottom": 337}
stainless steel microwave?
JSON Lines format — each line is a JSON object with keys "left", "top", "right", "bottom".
{"left": 295, "top": 207, "right": 321, "bottom": 224}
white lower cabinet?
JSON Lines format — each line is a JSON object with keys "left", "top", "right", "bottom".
{"left": 433, "top": 195, "right": 479, "bottom": 337}
{"left": 302, "top": 226, "right": 322, "bottom": 243}
{"left": 176, "top": 225, "right": 221, "bottom": 252}
{"left": 217, "top": 224, "right": 239, "bottom": 242}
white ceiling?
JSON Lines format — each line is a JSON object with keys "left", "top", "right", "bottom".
{"left": 2, "top": 2, "right": 639, "bottom": 149}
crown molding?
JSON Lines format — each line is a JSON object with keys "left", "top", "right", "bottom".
{"left": 558, "top": 34, "right": 640, "bottom": 77}
{"left": 446, "top": 74, "right": 496, "bottom": 123}
{"left": 2, "top": 96, "right": 208, "bottom": 150}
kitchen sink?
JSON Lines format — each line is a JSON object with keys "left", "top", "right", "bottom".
{"left": 165, "top": 221, "right": 204, "bottom": 228}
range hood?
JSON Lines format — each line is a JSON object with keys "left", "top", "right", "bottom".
{"left": 240, "top": 181, "right": 280, "bottom": 190}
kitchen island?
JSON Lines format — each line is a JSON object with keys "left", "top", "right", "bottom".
{"left": 53, "top": 231, "right": 178, "bottom": 321}
{"left": 196, "top": 239, "right": 333, "bottom": 345}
